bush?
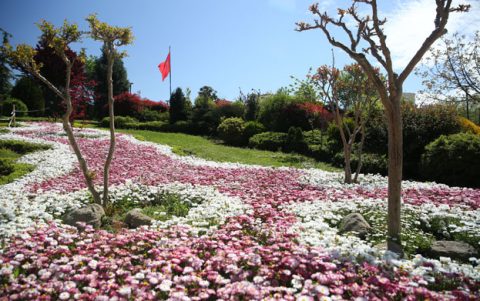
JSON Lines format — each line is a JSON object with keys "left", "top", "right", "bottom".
{"left": 333, "top": 152, "right": 387, "bottom": 175}
{"left": 113, "top": 92, "right": 168, "bottom": 119}
{"left": 217, "top": 117, "right": 245, "bottom": 146}
{"left": 243, "top": 121, "right": 266, "bottom": 145}
{"left": 10, "top": 76, "right": 45, "bottom": 117}
{"left": 100, "top": 116, "right": 138, "bottom": 128}
{"left": 421, "top": 133, "right": 480, "bottom": 187}
{"left": 458, "top": 117, "right": 480, "bottom": 135}
{"left": 325, "top": 119, "right": 356, "bottom": 154}
{"left": 249, "top": 132, "right": 287, "bottom": 151}
{"left": 137, "top": 109, "right": 167, "bottom": 122}
{"left": 163, "top": 121, "right": 194, "bottom": 134}
{"left": 1, "top": 98, "right": 28, "bottom": 117}
{"left": 403, "top": 103, "right": 461, "bottom": 178}
{"left": 258, "top": 92, "right": 302, "bottom": 132}
{"left": 0, "top": 140, "right": 50, "bottom": 154}
{"left": 285, "top": 127, "right": 308, "bottom": 153}
{"left": 0, "top": 159, "right": 14, "bottom": 176}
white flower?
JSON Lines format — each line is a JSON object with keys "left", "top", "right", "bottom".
{"left": 159, "top": 279, "right": 172, "bottom": 292}
{"left": 59, "top": 292, "right": 70, "bottom": 300}
{"left": 118, "top": 286, "right": 132, "bottom": 296}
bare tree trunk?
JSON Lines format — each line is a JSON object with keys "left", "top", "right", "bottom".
{"left": 353, "top": 123, "right": 366, "bottom": 183}
{"left": 103, "top": 50, "right": 116, "bottom": 206}
{"left": 343, "top": 146, "right": 352, "bottom": 184}
{"left": 385, "top": 96, "right": 403, "bottom": 256}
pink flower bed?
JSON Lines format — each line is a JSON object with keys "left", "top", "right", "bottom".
{"left": 1, "top": 123, "right": 479, "bottom": 300}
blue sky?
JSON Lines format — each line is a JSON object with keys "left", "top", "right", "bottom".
{"left": 1, "top": 0, "right": 478, "bottom": 102}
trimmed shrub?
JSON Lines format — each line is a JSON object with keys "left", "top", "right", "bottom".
{"left": 10, "top": 76, "right": 45, "bottom": 116}
{"left": 0, "top": 140, "right": 50, "bottom": 154}
{"left": 243, "top": 121, "right": 266, "bottom": 145}
{"left": 403, "top": 103, "right": 461, "bottom": 178}
{"left": 1, "top": 98, "right": 28, "bottom": 117}
{"left": 458, "top": 117, "right": 480, "bottom": 135}
{"left": 333, "top": 152, "right": 387, "bottom": 176}
{"left": 100, "top": 116, "right": 138, "bottom": 128}
{"left": 421, "top": 133, "right": 480, "bottom": 187}
{"left": 0, "top": 159, "right": 14, "bottom": 176}
{"left": 217, "top": 117, "right": 245, "bottom": 146}
{"left": 285, "top": 127, "right": 308, "bottom": 153}
{"left": 163, "top": 121, "right": 194, "bottom": 134}
{"left": 249, "top": 132, "right": 287, "bottom": 151}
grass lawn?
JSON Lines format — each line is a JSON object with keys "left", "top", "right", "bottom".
{"left": 0, "top": 148, "right": 34, "bottom": 185}
{"left": 118, "top": 129, "right": 340, "bottom": 171}
{"left": 0, "top": 138, "right": 51, "bottom": 185}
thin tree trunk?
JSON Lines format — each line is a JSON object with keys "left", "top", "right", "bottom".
{"left": 353, "top": 123, "right": 366, "bottom": 183}
{"left": 103, "top": 50, "right": 116, "bottom": 205}
{"left": 385, "top": 95, "right": 403, "bottom": 256}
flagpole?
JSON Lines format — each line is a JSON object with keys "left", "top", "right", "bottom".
{"left": 169, "top": 45, "right": 172, "bottom": 102}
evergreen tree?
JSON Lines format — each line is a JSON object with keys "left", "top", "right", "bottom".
{"left": 10, "top": 75, "right": 45, "bottom": 116}
{"left": 169, "top": 87, "right": 191, "bottom": 123}
{"left": 0, "top": 28, "right": 13, "bottom": 102}
{"left": 92, "top": 47, "right": 130, "bottom": 118}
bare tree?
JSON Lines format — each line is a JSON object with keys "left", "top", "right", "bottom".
{"left": 417, "top": 31, "right": 480, "bottom": 120}
{"left": 297, "top": 0, "right": 469, "bottom": 255}
{"left": 314, "top": 62, "right": 379, "bottom": 183}
{"left": 1, "top": 20, "right": 102, "bottom": 204}
{"left": 86, "top": 14, "right": 133, "bottom": 205}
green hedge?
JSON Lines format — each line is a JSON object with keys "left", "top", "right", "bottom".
{"left": 332, "top": 152, "right": 387, "bottom": 176}
{"left": 217, "top": 117, "right": 245, "bottom": 146}
{"left": 421, "top": 133, "right": 480, "bottom": 187}
{"left": 249, "top": 132, "right": 287, "bottom": 151}
{"left": 0, "top": 140, "right": 50, "bottom": 154}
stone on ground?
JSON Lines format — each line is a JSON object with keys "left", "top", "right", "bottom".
{"left": 63, "top": 204, "right": 105, "bottom": 229}
{"left": 428, "top": 240, "right": 477, "bottom": 262}
{"left": 338, "top": 213, "right": 371, "bottom": 239}
{"left": 125, "top": 208, "right": 153, "bottom": 228}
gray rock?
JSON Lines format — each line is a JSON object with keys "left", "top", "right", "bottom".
{"left": 428, "top": 240, "right": 477, "bottom": 262}
{"left": 63, "top": 204, "right": 105, "bottom": 229}
{"left": 125, "top": 208, "right": 153, "bottom": 228}
{"left": 338, "top": 213, "right": 371, "bottom": 239}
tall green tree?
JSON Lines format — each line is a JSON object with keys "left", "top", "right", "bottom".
{"left": 92, "top": 46, "right": 130, "bottom": 118}
{"left": 198, "top": 85, "right": 217, "bottom": 100}
{"left": 10, "top": 75, "right": 45, "bottom": 116}
{"left": 297, "top": 0, "right": 469, "bottom": 255}
{"left": 0, "top": 28, "right": 13, "bottom": 102}
{"left": 169, "top": 87, "right": 191, "bottom": 123}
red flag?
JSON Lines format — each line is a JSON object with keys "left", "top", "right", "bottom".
{"left": 158, "top": 52, "right": 170, "bottom": 81}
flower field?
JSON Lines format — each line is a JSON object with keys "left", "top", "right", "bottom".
{"left": 0, "top": 122, "right": 479, "bottom": 300}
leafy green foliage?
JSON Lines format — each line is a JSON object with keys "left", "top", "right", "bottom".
{"left": 169, "top": 87, "right": 191, "bottom": 124}
{"left": 257, "top": 92, "right": 302, "bottom": 132}
{"left": 243, "top": 121, "right": 266, "bottom": 145}
{"left": 421, "top": 132, "right": 480, "bottom": 187}
{"left": 92, "top": 48, "right": 130, "bottom": 118}
{"left": 0, "top": 98, "right": 27, "bottom": 117}
{"left": 285, "top": 127, "right": 308, "bottom": 153}
{"left": 10, "top": 76, "right": 45, "bottom": 116}
{"left": 249, "top": 132, "right": 287, "bottom": 151}
{"left": 0, "top": 139, "right": 50, "bottom": 154}
{"left": 217, "top": 117, "right": 245, "bottom": 146}
{"left": 0, "top": 140, "right": 48, "bottom": 184}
